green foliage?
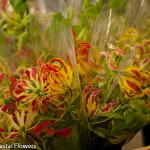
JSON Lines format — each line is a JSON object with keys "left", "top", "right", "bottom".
{"left": 108, "top": 0, "right": 126, "bottom": 10}
{"left": 104, "top": 61, "right": 111, "bottom": 77}
{"left": 91, "top": 99, "right": 150, "bottom": 139}
{"left": 9, "top": 0, "right": 29, "bottom": 17}
{"left": 50, "top": 13, "right": 64, "bottom": 34}
{"left": 83, "top": 0, "right": 103, "bottom": 20}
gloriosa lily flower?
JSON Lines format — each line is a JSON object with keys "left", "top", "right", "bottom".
{"left": 0, "top": 105, "right": 37, "bottom": 144}
{"left": 119, "top": 66, "right": 150, "bottom": 98}
{"left": 83, "top": 85, "right": 105, "bottom": 117}
{"left": 13, "top": 58, "right": 73, "bottom": 108}
{"left": 13, "top": 67, "right": 50, "bottom": 107}
{"left": 40, "top": 58, "right": 73, "bottom": 94}
{"left": 102, "top": 47, "right": 126, "bottom": 71}
{"left": 5, "top": 106, "right": 38, "bottom": 139}
{"left": 76, "top": 42, "right": 104, "bottom": 83}
{"left": 136, "top": 40, "right": 150, "bottom": 71}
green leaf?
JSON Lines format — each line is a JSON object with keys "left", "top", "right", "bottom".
{"left": 71, "top": 122, "right": 80, "bottom": 147}
{"left": 83, "top": 0, "right": 91, "bottom": 7}
{"left": 107, "top": 85, "right": 120, "bottom": 103}
{"left": 104, "top": 61, "right": 111, "bottom": 76}
{"left": 94, "top": 127, "right": 109, "bottom": 138}
{"left": 14, "top": 74, "right": 20, "bottom": 79}
{"left": 83, "top": 3, "right": 102, "bottom": 20}
{"left": 108, "top": 0, "right": 126, "bottom": 10}
{"left": 123, "top": 110, "right": 139, "bottom": 127}
{"left": 38, "top": 115, "right": 64, "bottom": 122}
{"left": 129, "top": 107, "right": 150, "bottom": 123}
{"left": 49, "top": 13, "right": 63, "bottom": 34}
{"left": 130, "top": 99, "right": 147, "bottom": 114}
{"left": 5, "top": 95, "right": 14, "bottom": 106}
{"left": 9, "top": 0, "right": 29, "bottom": 17}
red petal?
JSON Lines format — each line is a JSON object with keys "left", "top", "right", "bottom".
{"left": 129, "top": 70, "right": 141, "bottom": 79}
{"left": 14, "top": 95, "right": 27, "bottom": 101}
{"left": 136, "top": 45, "right": 144, "bottom": 55}
{"left": 49, "top": 58, "right": 67, "bottom": 73}
{"left": 83, "top": 85, "right": 94, "bottom": 94}
{"left": 81, "top": 42, "right": 91, "bottom": 49}
{"left": 24, "top": 67, "right": 37, "bottom": 79}
{"left": 123, "top": 88, "right": 136, "bottom": 98}
{"left": 24, "top": 69, "right": 30, "bottom": 79}
{"left": 9, "top": 133, "right": 18, "bottom": 139}
{"left": 5, "top": 37, "right": 11, "bottom": 45}
{"left": 126, "top": 80, "right": 141, "bottom": 92}
{"left": 144, "top": 40, "right": 150, "bottom": 47}
{"left": 109, "top": 64, "right": 119, "bottom": 70}
{"left": 1, "top": 104, "right": 8, "bottom": 113}
{"left": 56, "top": 127, "right": 72, "bottom": 138}
{"left": 102, "top": 105, "right": 109, "bottom": 112}
{"left": 85, "top": 89, "right": 97, "bottom": 104}
{"left": 10, "top": 75, "right": 17, "bottom": 90}
{"left": 0, "top": 73, "right": 5, "bottom": 84}
{"left": 143, "top": 57, "right": 150, "bottom": 64}
{"left": 32, "top": 99, "right": 38, "bottom": 111}
{"left": 44, "top": 128, "right": 56, "bottom": 136}
{"left": 115, "top": 48, "right": 124, "bottom": 56}
{"left": 0, "top": 128, "right": 5, "bottom": 132}
{"left": 14, "top": 89, "right": 24, "bottom": 95}
{"left": 42, "top": 100, "right": 47, "bottom": 105}
{"left": 31, "top": 120, "right": 51, "bottom": 136}
{"left": 146, "top": 103, "right": 150, "bottom": 110}
{"left": 37, "top": 55, "right": 43, "bottom": 67}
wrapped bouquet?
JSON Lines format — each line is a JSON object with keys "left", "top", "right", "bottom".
{"left": 0, "top": 0, "right": 150, "bottom": 150}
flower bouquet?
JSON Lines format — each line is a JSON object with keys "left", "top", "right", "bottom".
{"left": 0, "top": 0, "right": 150, "bottom": 150}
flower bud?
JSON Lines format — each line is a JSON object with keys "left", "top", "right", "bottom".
{"left": 83, "top": 85, "right": 105, "bottom": 117}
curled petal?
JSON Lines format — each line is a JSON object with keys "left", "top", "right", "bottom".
{"left": 14, "top": 95, "right": 28, "bottom": 102}
{"left": 0, "top": 73, "right": 5, "bottom": 84}
{"left": 102, "top": 105, "right": 109, "bottom": 112}
{"left": 10, "top": 75, "right": 17, "bottom": 90}
{"left": 83, "top": 85, "right": 94, "bottom": 94}
{"left": 143, "top": 57, "right": 150, "bottom": 65}
{"left": 37, "top": 55, "right": 43, "bottom": 68}
{"left": 56, "top": 127, "right": 72, "bottom": 138}
{"left": 49, "top": 58, "right": 68, "bottom": 73}
{"left": 24, "top": 67, "right": 37, "bottom": 79}
{"left": 123, "top": 88, "right": 136, "bottom": 98}
{"left": 109, "top": 64, "right": 119, "bottom": 70}
{"left": 85, "top": 88, "right": 105, "bottom": 117}
{"left": 136, "top": 45, "right": 144, "bottom": 55}
{"left": 1, "top": 105, "right": 8, "bottom": 113}
{"left": 9, "top": 133, "right": 18, "bottom": 139}
{"left": 115, "top": 48, "right": 124, "bottom": 56}
{"left": 126, "top": 80, "right": 141, "bottom": 92}
{"left": 129, "top": 69, "right": 141, "bottom": 79}
{"left": 0, "top": 128, "right": 5, "bottom": 132}
{"left": 44, "top": 128, "right": 56, "bottom": 136}
{"left": 30, "top": 120, "right": 51, "bottom": 136}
